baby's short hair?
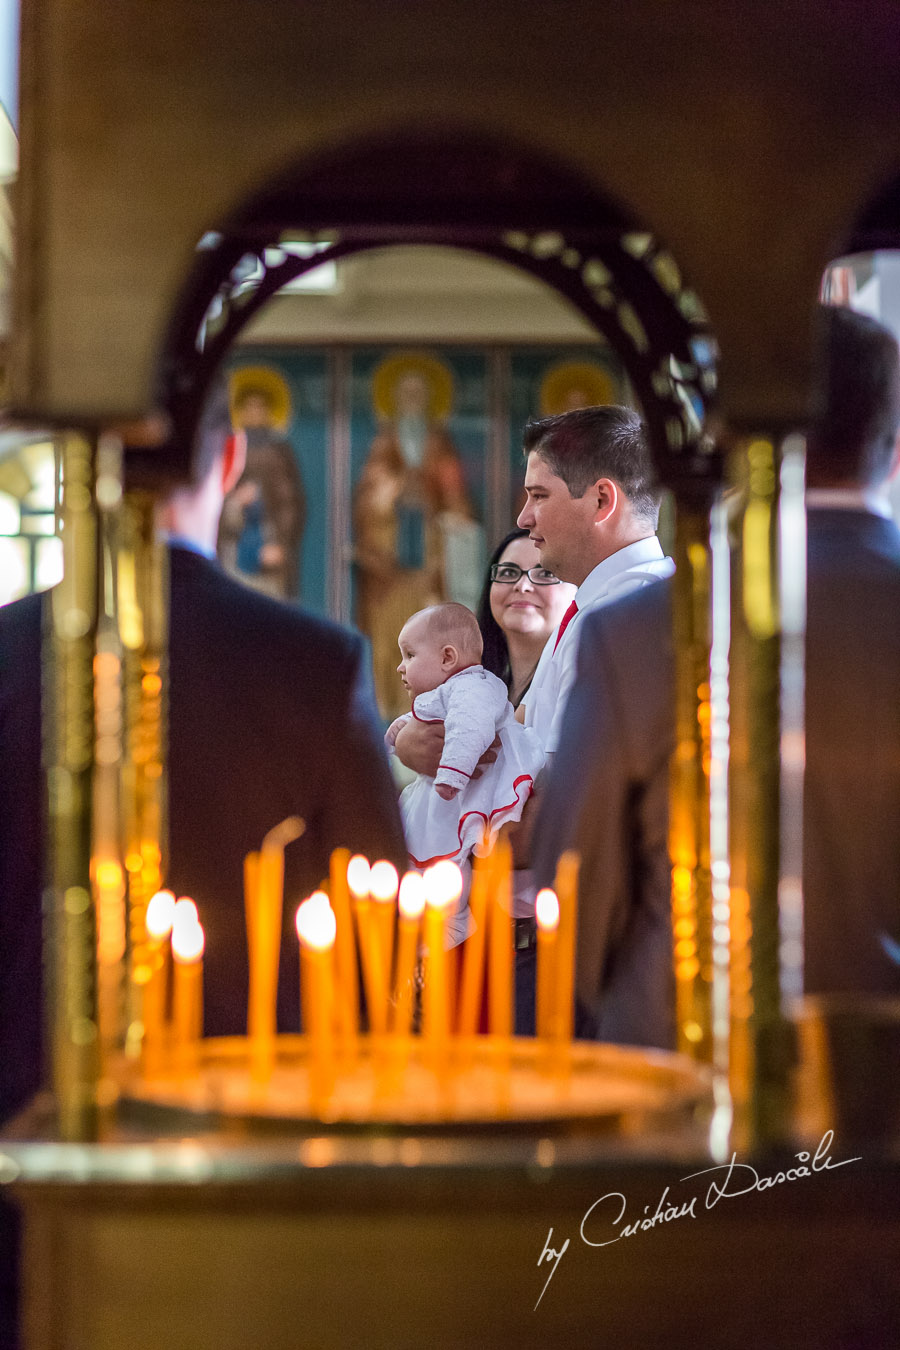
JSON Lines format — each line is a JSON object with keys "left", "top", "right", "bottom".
{"left": 417, "top": 602, "right": 483, "bottom": 665}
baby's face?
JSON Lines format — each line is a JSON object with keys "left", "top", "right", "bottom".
{"left": 397, "top": 613, "right": 447, "bottom": 700}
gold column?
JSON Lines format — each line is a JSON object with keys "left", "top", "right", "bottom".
{"left": 93, "top": 435, "right": 128, "bottom": 1070}
{"left": 668, "top": 505, "right": 716, "bottom": 1063}
{"left": 46, "top": 431, "right": 101, "bottom": 1140}
{"left": 728, "top": 432, "right": 799, "bottom": 1150}
{"left": 117, "top": 488, "right": 169, "bottom": 1061}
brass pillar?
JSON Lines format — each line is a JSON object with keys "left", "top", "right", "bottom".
{"left": 45, "top": 431, "right": 102, "bottom": 1140}
{"left": 727, "top": 431, "right": 804, "bottom": 1149}
{"left": 117, "top": 488, "right": 169, "bottom": 1061}
{"left": 668, "top": 505, "right": 716, "bottom": 1064}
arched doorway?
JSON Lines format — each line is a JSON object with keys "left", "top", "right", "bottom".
{"left": 141, "top": 130, "right": 720, "bottom": 500}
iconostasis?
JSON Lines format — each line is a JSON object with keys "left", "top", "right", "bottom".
{"left": 220, "top": 343, "right": 629, "bottom": 719}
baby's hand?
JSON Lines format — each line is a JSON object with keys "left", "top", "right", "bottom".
{"left": 435, "top": 783, "right": 459, "bottom": 801}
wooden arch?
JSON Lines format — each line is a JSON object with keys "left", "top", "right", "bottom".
{"left": 139, "top": 130, "right": 721, "bottom": 501}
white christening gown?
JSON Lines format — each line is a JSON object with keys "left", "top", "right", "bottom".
{"left": 391, "top": 666, "right": 545, "bottom": 870}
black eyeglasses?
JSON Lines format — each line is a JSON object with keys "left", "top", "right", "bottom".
{"left": 490, "top": 563, "right": 561, "bottom": 586}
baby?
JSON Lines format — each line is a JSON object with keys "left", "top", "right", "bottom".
{"left": 386, "top": 603, "right": 544, "bottom": 878}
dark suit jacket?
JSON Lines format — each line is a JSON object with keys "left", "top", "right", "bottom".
{"left": 0, "top": 545, "right": 406, "bottom": 1123}
{"left": 533, "top": 508, "right": 900, "bottom": 1048}
{"left": 803, "top": 508, "right": 900, "bottom": 994}
{"left": 533, "top": 580, "right": 676, "bottom": 1049}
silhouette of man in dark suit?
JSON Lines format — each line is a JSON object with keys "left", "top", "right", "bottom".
{"left": 0, "top": 391, "right": 406, "bottom": 1124}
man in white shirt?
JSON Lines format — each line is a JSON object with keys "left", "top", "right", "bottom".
{"left": 534, "top": 304, "right": 900, "bottom": 1047}
{"left": 395, "top": 404, "right": 673, "bottom": 776}
{"left": 516, "top": 405, "right": 675, "bottom": 755}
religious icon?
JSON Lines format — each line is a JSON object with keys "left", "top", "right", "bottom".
{"left": 217, "top": 365, "right": 307, "bottom": 600}
{"left": 353, "top": 350, "right": 484, "bottom": 720}
{"left": 538, "top": 359, "right": 619, "bottom": 416}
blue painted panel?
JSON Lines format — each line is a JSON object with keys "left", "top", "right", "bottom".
{"left": 224, "top": 347, "right": 329, "bottom": 617}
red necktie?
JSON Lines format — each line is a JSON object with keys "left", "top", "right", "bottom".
{"left": 553, "top": 599, "right": 578, "bottom": 653}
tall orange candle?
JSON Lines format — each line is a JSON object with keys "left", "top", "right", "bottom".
{"left": 535, "top": 887, "right": 560, "bottom": 1043}
{"left": 142, "top": 888, "right": 175, "bottom": 1076}
{"left": 172, "top": 907, "right": 204, "bottom": 1079}
{"left": 329, "top": 846, "right": 359, "bottom": 1041}
{"left": 296, "top": 894, "right": 336, "bottom": 1114}
{"left": 246, "top": 817, "right": 304, "bottom": 1080}
{"left": 391, "top": 872, "right": 425, "bottom": 1037}
{"left": 422, "top": 862, "right": 462, "bottom": 1075}
{"left": 369, "top": 859, "right": 399, "bottom": 1007}
{"left": 554, "top": 849, "right": 580, "bottom": 1043}
{"left": 348, "top": 854, "right": 387, "bottom": 1035}
{"left": 457, "top": 842, "right": 491, "bottom": 1037}
{"left": 488, "top": 837, "right": 514, "bottom": 1039}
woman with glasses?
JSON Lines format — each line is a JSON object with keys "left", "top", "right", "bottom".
{"left": 476, "top": 528, "right": 577, "bottom": 711}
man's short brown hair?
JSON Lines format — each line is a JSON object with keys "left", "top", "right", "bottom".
{"left": 523, "top": 404, "right": 661, "bottom": 524}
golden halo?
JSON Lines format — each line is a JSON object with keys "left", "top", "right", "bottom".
{"left": 229, "top": 365, "right": 293, "bottom": 432}
{"left": 371, "top": 351, "right": 454, "bottom": 423}
{"left": 538, "top": 360, "right": 618, "bottom": 417}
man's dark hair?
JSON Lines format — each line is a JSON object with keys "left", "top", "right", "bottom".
{"left": 522, "top": 404, "right": 661, "bottom": 524}
{"left": 191, "top": 384, "right": 233, "bottom": 485}
{"left": 808, "top": 304, "right": 900, "bottom": 488}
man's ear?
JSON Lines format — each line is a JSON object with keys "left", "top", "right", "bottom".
{"left": 591, "top": 476, "right": 618, "bottom": 523}
{"left": 221, "top": 430, "right": 247, "bottom": 495}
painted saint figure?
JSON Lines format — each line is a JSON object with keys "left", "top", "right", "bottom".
{"left": 354, "top": 353, "right": 483, "bottom": 720}
{"left": 218, "top": 368, "right": 307, "bottom": 600}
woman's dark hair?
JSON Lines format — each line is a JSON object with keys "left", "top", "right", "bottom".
{"left": 476, "top": 527, "right": 531, "bottom": 686}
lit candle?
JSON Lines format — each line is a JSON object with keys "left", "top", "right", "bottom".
{"left": 457, "top": 842, "right": 491, "bottom": 1038}
{"left": 329, "top": 847, "right": 359, "bottom": 1043}
{"left": 391, "top": 872, "right": 425, "bottom": 1038}
{"left": 173, "top": 896, "right": 198, "bottom": 928}
{"left": 172, "top": 907, "right": 204, "bottom": 1078}
{"left": 142, "top": 888, "right": 175, "bottom": 1076}
{"left": 348, "top": 854, "right": 387, "bottom": 1035}
{"left": 535, "top": 887, "right": 560, "bottom": 1044}
{"left": 554, "top": 849, "right": 580, "bottom": 1044}
{"left": 295, "top": 894, "right": 337, "bottom": 1114}
{"left": 422, "top": 862, "right": 463, "bottom": 1077}
{"left": 488, "top": 837, "right": 514, "bottom": 1039}
{"left": 370, "top": 859, "right": 399, "bottom": 1009}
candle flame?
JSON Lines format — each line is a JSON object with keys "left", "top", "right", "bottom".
{"left": 146, "top": 888, "right": 176, "bottom": 939}
{"left": 346, "top": 854, "right": 371, "bottom": 900}
{"left": 296, "top": 896, "right": 337, "bottom": 951}
{"left": 173, "top": 897, "right": 199, "bottom": 927}
{"left": 94, "top": 858, "right": 123, "bottom": 890}
{"left": 369, "top": 860, "right": 399, "bottom": 903}
{"left": 398, "top": 871, "right": 426, "bottom": 920}
{"left": 423, "top": 860, "right": 463, "bottom": 910}
{"left": 172, "top": 917, "right": 205, "bottom": 963}
{"left": 535, "top": 888, "right": 560, "bottom": 932}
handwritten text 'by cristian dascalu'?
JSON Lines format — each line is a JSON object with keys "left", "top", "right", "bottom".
{"left": 534, "top": 1130, "right": 861, "bottom": 1310}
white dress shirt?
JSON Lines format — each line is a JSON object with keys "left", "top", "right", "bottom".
{"left": 524, "top": 535, "right": 675, "bottom": 754}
